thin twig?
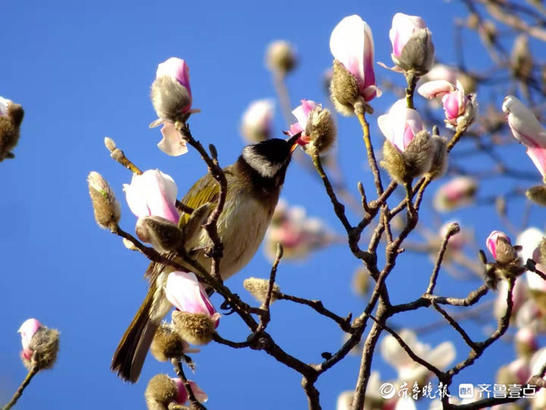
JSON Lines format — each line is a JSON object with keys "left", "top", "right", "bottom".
{"left": 2, "top": 364, "right": 39, "bottom": 410}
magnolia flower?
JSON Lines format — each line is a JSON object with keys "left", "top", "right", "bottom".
{"left": 497, "top": 357, "right": 531, "bottom": 386}
{"left": 417, "top": 64, "right": 458, "bottom": 87}
{"left": 380, "top": 329, "right": 455, "bottom": 384}
{"left": 419, "top": 81, "right": 475, "bottom": 130}
{"left": 150, "top": 57, "right": 197, "bottom": 156}
{"left": 265, "top": 199, "right": 337, "bottom": 261}
{"left": 289, "top": 99, "right": 336, "bottom": 154}
{"left": 515, "top": 326, "right": 538, "bottom": 357}
{"left": 336, "top": 372, "right": 385, "bottom": 410}
{"left": 240, "top": 99, "right": 275, "bottom": 143}
{"left": 377, "top": 99, "right": 425, "bottom": 152}
{"left": 330, "top": 14, "right": 379, "bottom": 113}
{"left": 486, "top": 230, "right": 519, "bottom": 265}
{"left": 165, "top": 271, "right": 218, "bottom": 322}
{"left": 494, "top": 277, "right": 527, "bottom": 319}
{"left": 19, "top": 318, "right": 42, "bottom": 361}
{"left": 433, "top": 176, "right": 478, "bottom": 212}
{"left": 388, "top": 13, "right": 434, "bottom": 74}
{"left": 172, "top": 378, "right": 208, "bottom": 404}
{"left": 124, "top": 169, "right": 179, "bottom": 224}
{"left": 503, "top": 95, "right": 546, "bottom": 180}
{"left": 516, "top": 227, "right": 546, "bottom": 293}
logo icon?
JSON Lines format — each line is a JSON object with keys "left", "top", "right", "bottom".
{"left": 459, "top": 384, "right": 474, "bottom": 399}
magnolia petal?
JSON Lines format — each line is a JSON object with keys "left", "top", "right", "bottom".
{"left": 158, "top": 122, "right": 189, "bottom": 157}
{"left": 292, "top": 100, "right": 318, "bottom": 131}
{"left": 417, "top": 80, "right": 454, "bottom": 99}
{"left": 18, "top": 318, "right": 42, "bottom": 350}
{"left": 426, "top": 341, "right": 456, "bottom": 369}
{"left": 526, "top": 146, "right": 546, "bottom": 178}
{"left": 503, "top": 95, "right": 546, "bottom": 147}
{"left": 156, "top": 57, "right": 191, "bottom": 93}
{"left": 330, "top": 15, "right": 368, "bottom": 85}
{"left": 165, "top": 271, "right": 216, "bottom": 317}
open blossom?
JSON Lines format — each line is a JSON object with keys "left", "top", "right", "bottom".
{"left": 265, "top": 199, "right": 337, "bottom": 261}
{"left": 381, "top": 329, "right": 455, "bottom": 384}
{"left": 124, "top": 169, "right": 179, "bottom": 225}
{"left": 329, "top": 15, "right": 379, "bottom": 114}
{"left": 419, "top": 81, "right": 475, "bottom": 130}
{"left": 150, "top": 57, "right": 196, "bottom": 156}
{"left": 503, "top": 95, "right": 546, "bottom": 180}
{"left": 377, "top": 99, "right": 425, "bottom": 152}
{"left": 433, "top": 176, "right": 477, "bottom": 212}
{"left": 388, "top": 13, "right": 434, "bottom": 74}
{"left": 165, "top": 271, "right": 218, "bottom": 321}
{"left": 289, "top": 99, "right": 336, "bottom": 154}
{"left": 240, "top": 99, "right": 274, "bottom": 143}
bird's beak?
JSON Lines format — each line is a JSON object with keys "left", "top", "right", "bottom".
{"left": 287, "top": 133, "right": 301, "bottom": 153}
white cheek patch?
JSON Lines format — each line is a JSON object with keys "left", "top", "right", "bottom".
{"left": 242, "top": 148, "right": 284, "bottom": 178}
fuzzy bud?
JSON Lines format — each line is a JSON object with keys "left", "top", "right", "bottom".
{"left": 243, "top": 277, "right": 281, "bottom": 304}
{"left": 487, "top": 231, "right": 518, "bottom": 264}
{"left": 145, "top": 374, "right": 179, "bottom": 410}
{"left": 136, "top": 216, "right": 184, "bottom": 253}
{"left": 389, "top": 13, "right": 434, "bottom": 75}
{"left": 330, "top": 60, "right": 362, "bottom": 116}
{"left": 381, "top": 130, "right": 433, "bottom": 183}
{"left": 426, "top": 134, "right": 448, "bottom": 179}
{"left": 151, "top": 58, "right": 192, "bottom": 123}
{"left": 526, "top": 185, "right": 546, "bottom": 206}
{"left": 265, "top": 40, "right": 297, "bottom": 75}
{"left": 18, "top": 319, "right": 59, "bottom": 371}
{"left": 150, "top": 322, "right": 197, "bottom": 362}
{"left": 0, "top": 97, "right": 24, "bottom": 161}
{"left": 289, "top": 100, "right": 336, "bottom": 155}
{"left": 352, "top": 267, "right": 370, "bottom": 296}
{"left": 511, "top": 34, "right": 533, "bottom": 80}
{"left": 88, "top": 171, "right": 121, "bottom": 231}
{"left": 172, "top": 311, "right": 217, "bottom": 346}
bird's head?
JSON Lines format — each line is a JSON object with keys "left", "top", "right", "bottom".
{"left": 240, "top": 134, "right": 300, "bottom": 186}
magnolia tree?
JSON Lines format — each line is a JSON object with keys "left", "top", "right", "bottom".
{"left": 3, "top": 2, "right": 546, "bottom": 410}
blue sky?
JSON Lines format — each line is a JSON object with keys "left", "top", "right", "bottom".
{"left": 0, "top": 1, "right": 544, "bottom": 409}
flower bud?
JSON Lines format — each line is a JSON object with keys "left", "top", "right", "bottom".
{"left": 172, "top": 311, "right": 218, "bottom": 346}
{"left": 145, "top": 374, "right": 179, "bottom": 410}
{"left": 389, "top": 13, "right": 434, "bottom": 75}
{"left": 511, "top": 34, "right": 533, "bottom": 80}
{"left": 487, "top": 231, "right": 518, "bottom": 264}
{"left": 124, "top": 169, "right": 180, "bottom": 224}
{"left": 240, "top": 99, "right": 275, "bottom": 143}
{"left": 503, "top": 95, "right": 546, "bottom": 181}
{"left": 265, "top": 40, "right": 297, "bottom": 75}
{"left": 0, "top": 96, "right": 24, "bottom": 161}
{"left": 150, "top": 322, "right": 198, "bottom": 362}
{"left": 433, "top": 176, "right": 478, "bottom": 212}
{"left": 440, "top": 221, "right": 465, "bottom": 251}
{"left": 136, "top": 216, "right": 184, "bottom": 253}
{"left": 243, "top": 277, "right": 281, "bottom": 304}
{"left": 88, "top": 171, "right": 121, "bottom": 231}
{"left": 289, "top": 100, "right": 336, "bottom": 155}
{"left": 526, "top": 185, "right": 546, "bottom": 206}
{"left": 378, "top": 100, "right": 433, "bottom": 182}
{"left": 352, "top": 267, "right": 370, "bottom": 296}
{"left": 171, "top": 378, "right": 208, "bottom": 405}
{"left": 426, "top": 134, "right": 447, "bottom": 179}
{"left": 150, "top": 57, "right": 194, "bottom": 156}
{"left": 18, "top": 318, "right": 59, "bottom": 371}
{"left": 329, "top": 15, "right": 379, "bottom": 115}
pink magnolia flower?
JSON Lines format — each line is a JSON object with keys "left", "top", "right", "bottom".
{"left": 289, "top": 99, "right": 318, "bottom": 136}
{"left": 417, "top": 80, "right": 455, "bottom": 100}
{"left": 330, "top": 15, "right": 379, "bottom": 102}
{"left": 503, "top": 95, "right": 546, "bottom": 180}
{"left": 171, "top": 378, "right": 208, "bottom": 404}
{"left": 433, "top": 176, "right": 478, "bottom": 212}
{"left": 486, "top": 230, "right": 512, "bottom": 260}
{"left": 18, "top": 318, "right": 42, "bottom": 361}
{"left": 156, "top": 57, "right": 192, "bottom": 108}
{"left": 390, "top": 13, "right": 427, "bottom": 58}
{"left": 417, "top": 64, "right": 458, "bottom": 86}
{"left": 377, "top": 99, "right": 425, "bottom": 152}
{"left": 240, "top": 99, "right": 275, "bottom": 143}
{"left": 124, "top": 169, "right": 179, "bottom": 224}
{"left": 151, "top": 57, "right": 197, "bottom": 156}
{"left": 165, "top": 271, "right": 219, "bottom": 326}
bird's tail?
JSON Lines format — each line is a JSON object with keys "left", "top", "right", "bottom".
{"left": 111, "top": 284, "right": 160, "bottom": 383}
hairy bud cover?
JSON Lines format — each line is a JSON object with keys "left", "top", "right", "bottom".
{"left": 266, "top": 40, "right": 297, "bottom": 75}
{"left": 0, "top": 97, "right": 24, "bottom": 161}
{"left": 172, "top": 311, "right": 217, "bottom": 346}
{"left": 243, "top": 277, "right": 281, "bottom": 304}
{"left": 88, "top": 171, "right": 121, "bottom": 231}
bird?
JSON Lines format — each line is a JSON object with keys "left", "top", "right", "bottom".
{"left": 111, "top": 133, "right": 301, "bottom": 382}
